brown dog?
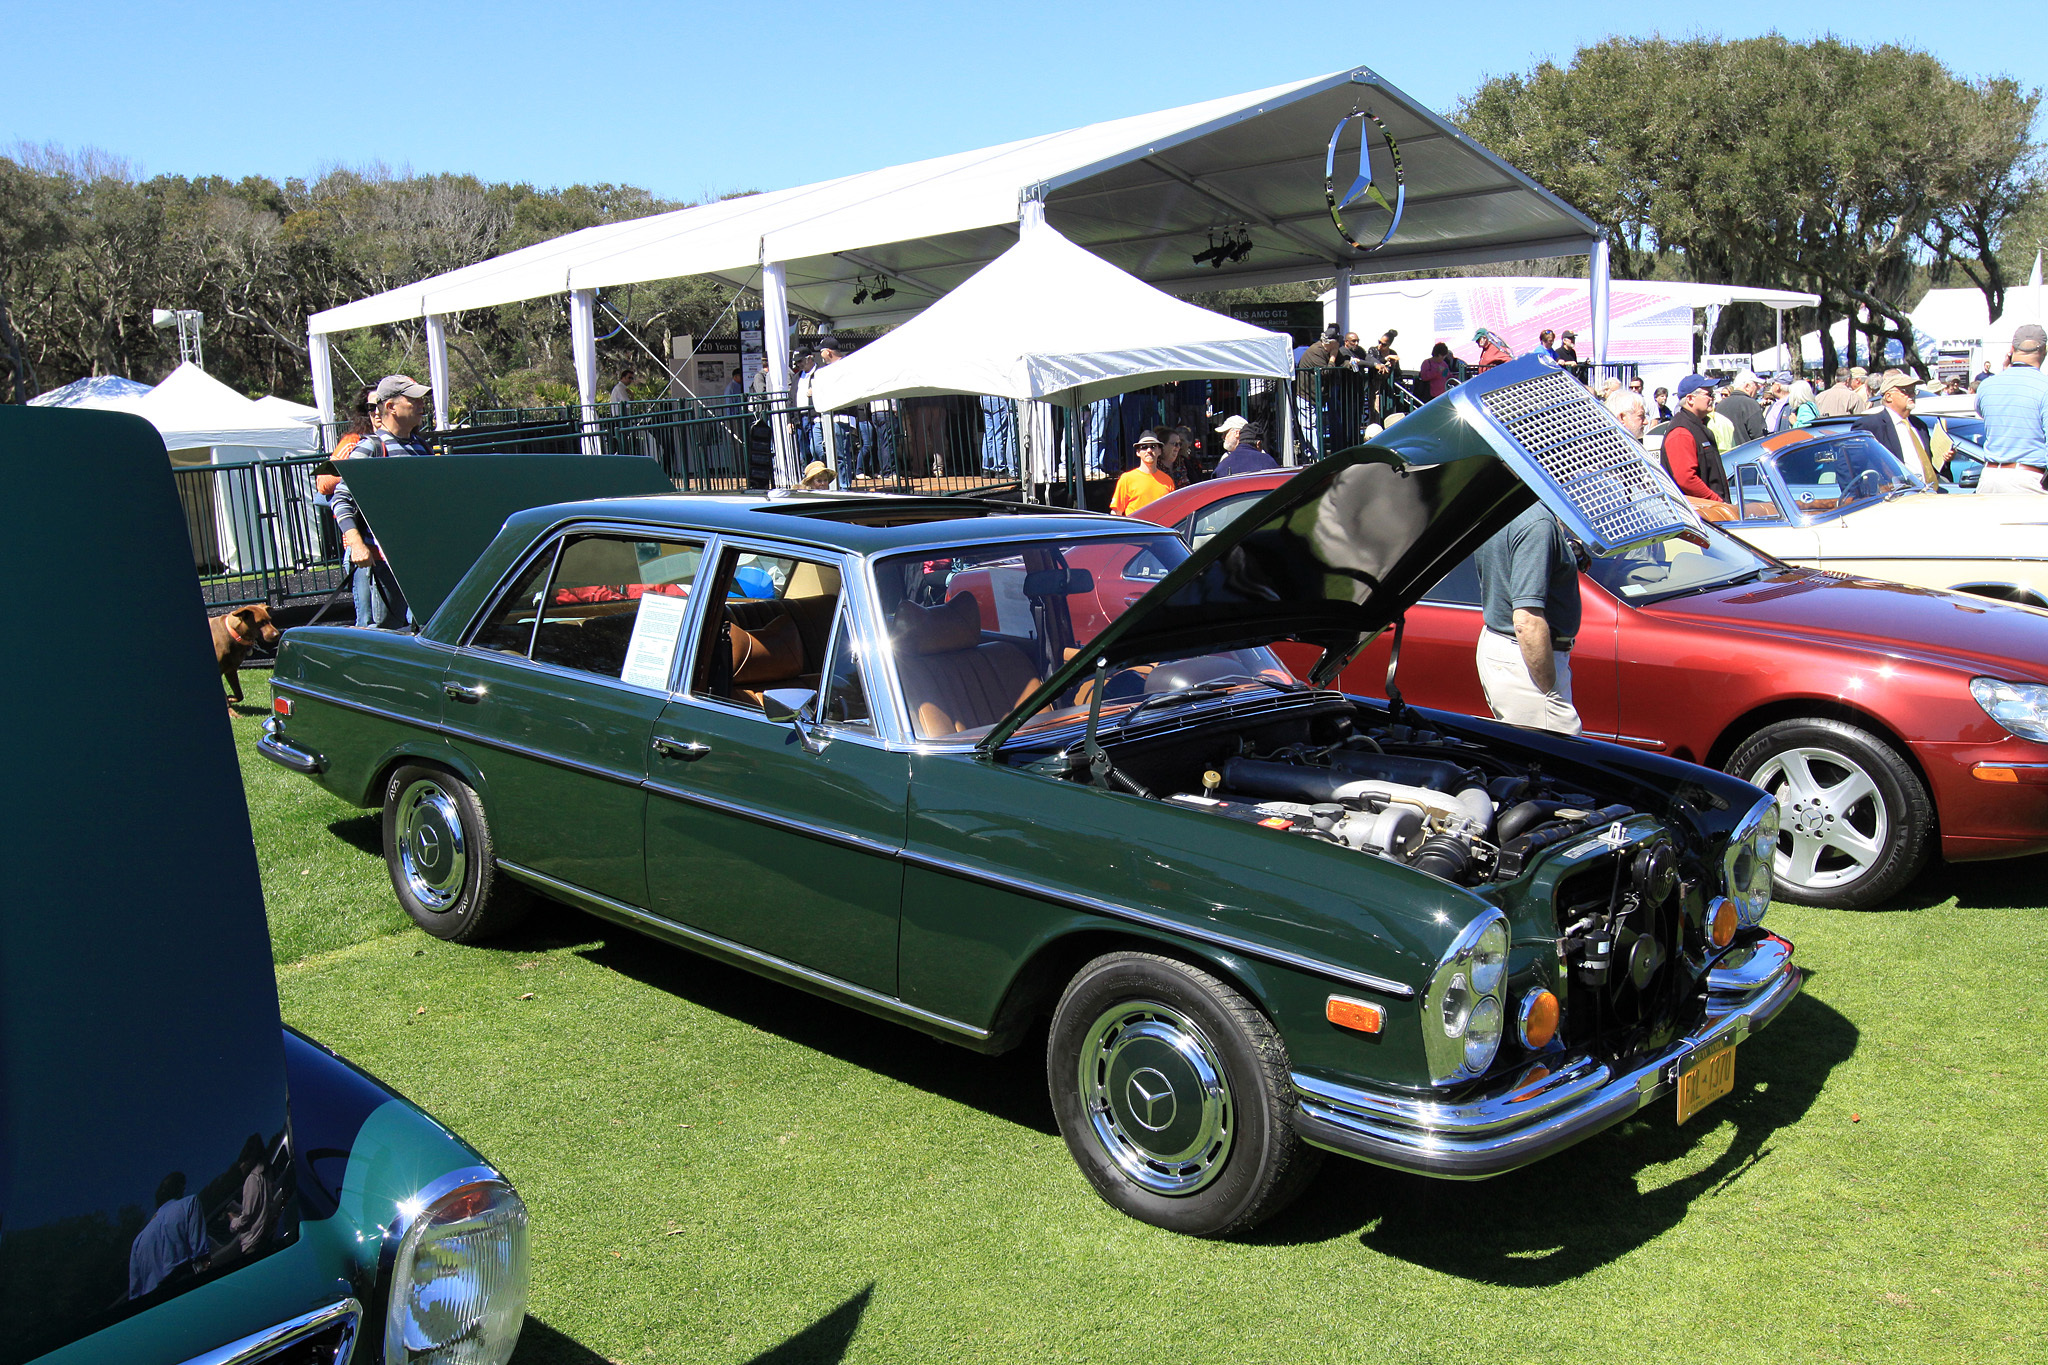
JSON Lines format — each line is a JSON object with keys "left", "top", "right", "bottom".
{"left": 210, "top": 606, "right": 281, "bottom": 707}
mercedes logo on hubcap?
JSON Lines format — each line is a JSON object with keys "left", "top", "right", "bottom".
{"left": 415, "top": 823, "right": 441, "bottom": 866}
{"left": 1125, "top": 1068, "right": 1177, "bottom": 1132}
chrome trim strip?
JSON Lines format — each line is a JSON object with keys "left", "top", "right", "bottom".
{"left": 439, "top": 722, "right": 644, "bottom": 789}
{"left": 495, "top": 859, "right": 990, "bottom": 1040}
{"left": 270, "top": 679, "right": 426, "bottom": 730}
{"left": 1291, "top": 933, "right": 1801, "bottom": 1179}
{"left": 256, "top": 718, "right": 323, "bottom": 774}
{"left": 181, "top": 1297, "right": 363, "bottom": 1365}
{"left": 895, "top": 845, "right": 1418, "bottom": 1000}
{"left": 642, "top": 779, "right": 900, "bottom": 857}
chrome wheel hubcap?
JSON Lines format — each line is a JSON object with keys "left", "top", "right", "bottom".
{"left": 395, "top": 780, "right": 467, "bottom": 912}
{"left": 1079, "top": 1000, "right": 1233, "bottom": 1195}
{"left": 1753, "top": 746, "right": 1887, "bottom": 891}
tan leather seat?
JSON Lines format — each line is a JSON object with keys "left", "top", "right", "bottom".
{"left": 893, "top": 594, "right": 1040, "bottom": 738}
{"left": 727, "top": 613, "right": 811, "bottom": 708}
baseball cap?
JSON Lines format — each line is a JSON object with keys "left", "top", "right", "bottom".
{"left": 370, "top": 374, "right": 430, "bottom": 402}
{"left": 1675, "top": 374, "right": 1715, "bottom": 401}
{"left": 1771, "top": 370, "right": 1795, "bottom": 386}
{"left": 1214, "top": 414, "right": 1249, "bottom": 434}
{"left": 1561, "top": 330, "right": 1577, "bottom": 340}
{"left": 2015, "top": 322, "right": 2047, "bottom": 353}
{"left": 1848, "top": 366, "right": 1869, "bottom": 382}
{"left": 1733, "top": 369, "right": 1759, "bottom": 388}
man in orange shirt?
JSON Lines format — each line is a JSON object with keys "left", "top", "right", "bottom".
{"left": 1110, "top": 432, "right": 1175, "bottom": 515}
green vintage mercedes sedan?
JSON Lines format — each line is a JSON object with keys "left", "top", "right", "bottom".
{"left": 264, "top": 357, "right": 1800, "bottom": 1236}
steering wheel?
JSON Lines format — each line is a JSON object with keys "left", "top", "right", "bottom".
{"left": 1844, "top": 469, "right": 1882, "bottom": 499}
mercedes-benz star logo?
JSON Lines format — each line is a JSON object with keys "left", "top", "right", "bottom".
{"left": 1124, "top": 1068, "right": 1178, "bottom": 1132}
{"left": 414, "top": 824, "right": 441, "bottom": 865}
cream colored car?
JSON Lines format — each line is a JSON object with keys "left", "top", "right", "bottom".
{"left": 1721, "top": 427, "right": 2048, "bottom": 608}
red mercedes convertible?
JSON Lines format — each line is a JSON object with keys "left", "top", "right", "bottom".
{"left": 1140, "top": 472, "right": 2048, "bottom": 911}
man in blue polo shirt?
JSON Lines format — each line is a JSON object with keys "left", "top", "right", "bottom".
{"left": 1976, "top": 323, "right": 2048, "bottom": 495}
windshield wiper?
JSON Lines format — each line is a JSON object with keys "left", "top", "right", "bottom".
{"left": 1115, "top": 675, "right": 1300, "bottom": 725}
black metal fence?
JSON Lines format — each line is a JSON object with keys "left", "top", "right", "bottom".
{"left": 176, "top": 455, "right": 349, "bottom": 610}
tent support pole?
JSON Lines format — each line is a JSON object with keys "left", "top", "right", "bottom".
{"left": 424, "top": 314, "right": 451, "bottom": 432}
{"left": 1333, "top": 266, "right": 1351, "bottom": 339}
{"left": 570, "top": 289, "right": 601, "bottom": 455}
{"left": 1280, "top": 379, "right": 1297, "bottom": 466}
{"left": 763, "top": 261, "right": 797, "bottom": 486}
{"left": 308, "top": 330, "right": 336, "bottom": 435}
{"left": 1589, "top": 237, "right": 1611, "bottom": 381}
{"left": 1775, "top": 309, "right": 1785, "bottom": 373}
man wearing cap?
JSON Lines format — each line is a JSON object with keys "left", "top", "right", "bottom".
{"left": 1852, "top": 373, "right": 1940, "bottom": 483}
{"left": 1762, "top": 372, "right": 1798, "bottom": 434}
{"left": 1473, "top": 504, "right": 1582, "bottom": 736}
{"left": 1554, "top": 329, "right": 1583, "bottom": 382}
{"left": 1656, "top": 374, "right": 1729, "bottom": 504}
{"left": 1974, "top": 324, "right": 2048, "bottom": 495}
{"left": 1717, "top": 371, "right": 1767, "bottom": 446}
{"left": 1474, "top": 328, "right": 1513, "bottom": 371}
{"left": 328, "top": 374, "right": 430, "bottom": 628}
{"left": 1212, "top": 417, "right": 1279, "bottom": 478}
{"left": 1110, "top": 432, "right": 1176, "bottom": 515}
{"left": 1816, "top": 365, "right": 1872, "bottom": 418}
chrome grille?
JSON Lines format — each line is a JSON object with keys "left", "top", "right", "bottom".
{"left": 1476, "top": 369, "right": 1702, "bottom": 552}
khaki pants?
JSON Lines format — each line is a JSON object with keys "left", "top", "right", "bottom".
{"left": 1978, "top": 463, "right": 2048, "bottom": 495}
{"left": 1476, "top": 627, "right": 1582, "bottom": 735}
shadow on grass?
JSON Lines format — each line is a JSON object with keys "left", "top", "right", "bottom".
{"left": 325, "top": 814, "right": 382, "bottom": 856}
{"left": 1251, "top": 987, "right": 1857, "bottom": 1284}
{"left": 526, "top": 909, "right": 1059, "bottom": 1137}
{"left": 511, "top": 1315, "right": 610, "bottom": 1363}
{"left": 1884, "top": 849, "right": 2048, "bottom": 913}
{"left": 508, "top": 1285, "right": 873, "bottom": 1364}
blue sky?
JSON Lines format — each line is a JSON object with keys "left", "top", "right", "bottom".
{"left": 5, "top": 1, "right": 2034, "bottom": 201}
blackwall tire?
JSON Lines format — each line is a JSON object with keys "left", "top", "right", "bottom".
{"left": 380, "top": 764, "right": 527, "bottom": 943}
{"left": 1046, "top": 951, "right": 1321, "bottom": 1237}
{"left": 1729, "top": 718, "right": 1933, "bottom": 910}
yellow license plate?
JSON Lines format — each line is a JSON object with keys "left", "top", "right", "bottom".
{"left": 1675, "top": 1039, "right": 1736, "bottom": 1125}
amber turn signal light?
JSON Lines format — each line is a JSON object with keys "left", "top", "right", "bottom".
{"left": 272, "top": 696, "right": 293, "bottom": 716}
{"left": 1326, "top": 995, "right": 1384, "bottom": 1034}
{"left": 1516, "top": 990, "right": 1560, "bottom": 1050}
{"left": 1710, "top": 896, "right": 1738, "bottom": 948}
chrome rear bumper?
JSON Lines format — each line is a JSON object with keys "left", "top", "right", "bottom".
{"left": 256, "top": 717, "right": 323, "bottom": 774}
{"left": 1291, "top": 933, "right": 1801, "bottom": 1179}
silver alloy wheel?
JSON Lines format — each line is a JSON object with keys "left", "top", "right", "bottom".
{"left": 1078, "top": 1000, "right": 1234, "bottom": 1195}
{"left": 1750, "top": 744, "right": 1889, "bottom": 892}
{"left": 394, "top": 778, "right": 468, "bottom": 913}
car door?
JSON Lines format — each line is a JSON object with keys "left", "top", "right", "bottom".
{"left": 440, "top": 529, "right": 707, "bottom": 909}
{"left": 644, "top": 542, "right": 907, "bottom": 995}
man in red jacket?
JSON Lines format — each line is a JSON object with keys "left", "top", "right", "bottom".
{"left": 1660, "top": 373, "right": 1729, "bottom": 502}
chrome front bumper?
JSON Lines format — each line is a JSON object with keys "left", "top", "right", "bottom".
{"left": 256, "top": 717, "right": 323, "bottom": 774}
{"left": 1291, "top": 933, "right": 1801, "bottom": 1180}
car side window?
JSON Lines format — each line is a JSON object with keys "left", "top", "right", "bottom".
{"left": 1423, "top": 556, "right": 1482, "bottom": 606}
{"left": 818, "top": 606, "right": 873, "bottom": 731}
{"left": 512, "top": 535, "right": 704, "bottom": 683}
{"left": 471, "top": 547, "right": 560, "bottom": 656}
{"left": 690, "top": 547, "right": 844, "bottom": 709}
{"left": 1734, "top": 463, "right": 1781, "bottom": 522}
{"left": 1187, "top": 493, "right": 1263, "bottom": 550}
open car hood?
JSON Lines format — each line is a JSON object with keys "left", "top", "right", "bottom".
{"left": 338, "top": 454, "right": 677, "bottom": 625}
{"left": 982, "top": 354, "right": 1704, "bottom": 751}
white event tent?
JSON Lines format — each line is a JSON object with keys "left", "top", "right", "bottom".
{"left": 47, "top": 362, "right": 322, "bottom": 462}
{"left": 307, "top": 62, "right": 1609, "bottom": 475}
{"left": 812, "top": 213, "right": 1292, "bottom": 412}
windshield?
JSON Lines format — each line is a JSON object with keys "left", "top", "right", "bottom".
{"left": 872, "top": 536, "right": 1293, "bottom": 742}
{"left": 1762, "top": 432, "right": 1922, "bottom": 518}
{"left": 1585, "top": 521, "right": 1776, "bottom": 601}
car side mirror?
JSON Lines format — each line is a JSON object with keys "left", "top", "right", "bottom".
{"left": 761, "top": 687, "right": 818, "bottom": 726}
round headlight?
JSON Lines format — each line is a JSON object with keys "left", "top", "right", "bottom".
{"left": 386, "top": 1176, "right": 530, "bottom": 1365}
{"left": 1971, "top": 677, "right": 2048, "bottom": 744}
{"left": 1725, "top": 795, "right": 1779, "bottom": 928}
{"left": 1470, "top": 920, "right": 1508, "bottom": 997}
{"left": 1463, "top": 995, "right": 1504, "bottom": 1072}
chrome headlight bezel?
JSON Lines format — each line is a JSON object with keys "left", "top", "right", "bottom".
{"left": 1423, "top": 911, "right": 1511, "bottom": 1086}
{"left": 1723, "top": 793, "right": 1779, "bottom": 928}
{"left": 1971, "top": 676, "right": 2048, "bottom": 745}
{"left": 382, "top": 1166, "right": 531, "bottom": 1365}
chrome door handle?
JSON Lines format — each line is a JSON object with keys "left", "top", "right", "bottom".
{"left": 651, "top": 736, "right": 712, "bottom": 761}
{"left": 443, "top": 681, "right": 487, "bottom": 703}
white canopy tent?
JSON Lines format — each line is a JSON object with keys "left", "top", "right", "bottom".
{"left": 306, "top": 62, "right": 1607, "bottom": 467}
{"left": 812, "top": 213, "right": 1291, "bottom": 411}
{"left": 1750, "top": 282, "right": 2046, "bottom": 377}
{"left": 49, "top": 362, "right": 321, "bottom": 461}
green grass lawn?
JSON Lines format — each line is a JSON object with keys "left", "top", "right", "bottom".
{"left": 226, "top": 697, "right": 2048, "bottom": 1364}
